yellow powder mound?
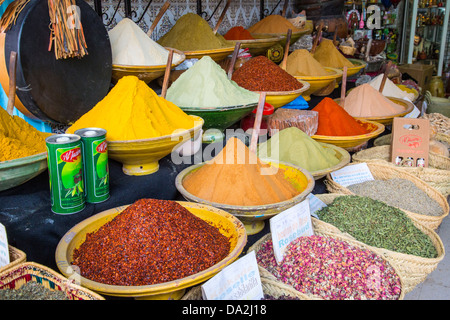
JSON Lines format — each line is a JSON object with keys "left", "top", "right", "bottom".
{"left": 342, "top": 83, "right": 405, "bottom": 117}
{"left": 182, "top": 138, "right": 299, "bottom": 206}
{"left": 286, "top": 49, "right": 329, "bottom": 76}
{"left": 67, "top": 76, "right": 195, "bottom": 141}
{"left": 247, "top": 15, "right": 301, "bottom": 34}
{"left": 313, "top": 39, "right": 354, "bottom": 68}
{"left": 0, "top": 107, "right": 49, "bottom": 161}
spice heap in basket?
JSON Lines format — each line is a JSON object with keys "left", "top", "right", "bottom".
{"left": 0, "top": 107, "right": 50, "bottom": 161}
{"left": 286, "top": 49, "right": 330, "bottom": 77}
{"left": 255, "top": 235, "right": 402, "bottom": 300}
{"left": 72, "top": 199, "right": 230, "bottom": 286}
{"left": 247, "top": 15, "right": 303, "bottom": 34}
{"left": 316, "top": 195, "right": 438, "bottom": 258}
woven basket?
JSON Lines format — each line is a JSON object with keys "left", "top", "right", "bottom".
{"left": 181, "top": 266, "right": 316, "bottom": 300}
{"left": 325, "top": 162, "right": 449, "bottom": 230}
{"left": 247, "top": 232, "right": 406, "bottom": 300}
{"left": 373, "top": 134, "right": 450, "bottom": 171}
{"left": 0, "top": 246, "right": 26, "bottom": 274}
{"left": 313, "top": 193, "right": 445, "bottom": 294}
{"left": 0, "top": 262, "right": 104, "bottom": 300}
{"left": 352, "top": 145, "right": 450, "bottom": 196}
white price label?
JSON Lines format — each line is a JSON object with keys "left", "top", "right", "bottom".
{"left": 330, "top": 163, "right": 374, "bottom": 187}
{"left": 270, "top": 199, "right": 313, "bottom": 264}
{"left": 201, "top": 251, "right": 264, "bottom": 300}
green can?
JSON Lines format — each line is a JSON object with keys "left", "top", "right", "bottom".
{"left": 46, "top": 134, "right": 85, "bottom": 214}
{"left": 75, "top": 128, "right": 110, "bottom": 203}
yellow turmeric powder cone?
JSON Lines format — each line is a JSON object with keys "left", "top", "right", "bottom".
{"left": 0, "top": 107, "right": 49, "bottom": 161}
{"left": 67, "top": 76, "right": 195, "bottom": 141}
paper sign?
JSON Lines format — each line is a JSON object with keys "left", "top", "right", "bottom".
{"left": 270, "top": 199, "right": 313, "bottom": 264}
{"left": 330, "top": 163, "right": 374, "bottom": 187}
{"left": 307, "top": 193, "right": 327, "bottom": 218}
{"left": 201, "top": 251, "right": 264, "bottom": 300}
{"left": 391, "top": 117, "right": 430, "bottom": 168}
{"left": 0, "top": 223, "right": 10, "bottom": 267}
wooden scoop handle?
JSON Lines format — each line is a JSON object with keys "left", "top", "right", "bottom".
{"left": 280, "top": 29, "right": 292, "bottom": 71}
{"left": 213, "top": 0, "right": 232, "bottom": 34}
{"left": 160, "top": 49, "right": 174, "bottom": 99}
{"left": 310, "top": 21, "right": 324, "bottom": 54}
{"left": 6, "top": 51, "right": 17, "bottom": 116}
{"left": 228, "top": 42, "right": 241, "bottom": 79}
{"left": 147, "top": 1, "right": 170, "bottom": 37}
{"left": 249, "top": 92, "right": 266, "bottom": 154}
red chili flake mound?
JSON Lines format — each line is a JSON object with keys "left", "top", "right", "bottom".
{"left": 71, "top": 199, "right": 231, "bottom": 286}
{"left": 231, "top": 56, "right": 303, "bottom": 92}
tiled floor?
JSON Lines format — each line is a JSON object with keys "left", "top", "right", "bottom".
{"left": 404, "top": 201, "right": 450, "bottom": 300}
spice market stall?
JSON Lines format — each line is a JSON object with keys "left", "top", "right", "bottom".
{"left": 0, "top": 0, "right": 449, "bottom": 302}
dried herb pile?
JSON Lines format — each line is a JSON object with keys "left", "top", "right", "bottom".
{"left": 316, "top": 195, "right": 438, "bottom": 258}
{"left": 72, "top": 199, "right": 230, "bottom": 286}
{"left": 0, "top": 282, "right": 69, "bottom": 300}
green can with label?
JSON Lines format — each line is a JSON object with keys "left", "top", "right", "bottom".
{"left": 46, "top": 134, "right": 85, "bottom": 214}
{"left": 75, "top": 128, "right": 110, "bottom": 203}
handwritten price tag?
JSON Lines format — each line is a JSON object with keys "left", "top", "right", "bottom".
{"left": 330, "top": 163, "right": 374, "bottom": 187}
{"left": 201, "top": 251, "right": 264, "bottom": 300}
{"left": 270, "top": 199, "right": 313, "bottom": 264}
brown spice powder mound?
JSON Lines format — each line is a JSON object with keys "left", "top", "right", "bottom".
{"left": 72, "top": 199, "right": 230, "bottom": 286}
{"left": 232, "top": 56, "right": 303, "bottom": 92}
{"left": 183, "top": 138, "right": 299, "bottom": 206}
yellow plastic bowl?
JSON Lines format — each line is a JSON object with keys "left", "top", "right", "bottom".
{"left": 175, "top": 160, "right": 315, "bottom": 235}
{"left": 294, "top": 68, "right": 343, "bottom": 101}
{"left": 111, "top": 48, "right": 185, "bottom": 83}
{"left": 55, "top": 201, "right": 247, "bottom": 300}
{"left": 183, "top": 47, "right": 236, "bottom": 62}
{"left": 107, "top": 115, "right": 203, "bottom": 176}
{"left": 0, "top": 152, "right": 47, "bottom": 192}
{"left": 334, "top": 97, "right": 414, "bottom": 125}
{"left": 253, "top": 80, "right": 310, "bottom": 109}
{"left": 311, "top": 120, "right": 385, "bottom": 151}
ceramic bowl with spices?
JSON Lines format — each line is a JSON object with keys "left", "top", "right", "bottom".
{"left": 107, "top": 115, "right": 204, "bottom": 176}
{"left": 183, "top": 47, "right": 236, "bottom": 62}
{"left": 111, "top": 48, "right": 186, "bottom": 84}
{"left": 333, "top": 97, "right": 414, "bottom": 125}
{"left": 176, "top": 159, "right": 315, "bottom": 235}
{"left": 232, "top": 35, "right": 284, "bottom": 56}
{"left": 0, "top": 152, "right": 48, "bottom": 192}
{"left": 311, "top": 120, "right": 385, "bottom": 151}
{"left": 55, "top": 200, "right": 247, "bottom": 300}
{"left": 293, "top": 68, "right": 343, "bottom": 101}
{"left": 231, "top": 56, "right": 310, "bottom": 108}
